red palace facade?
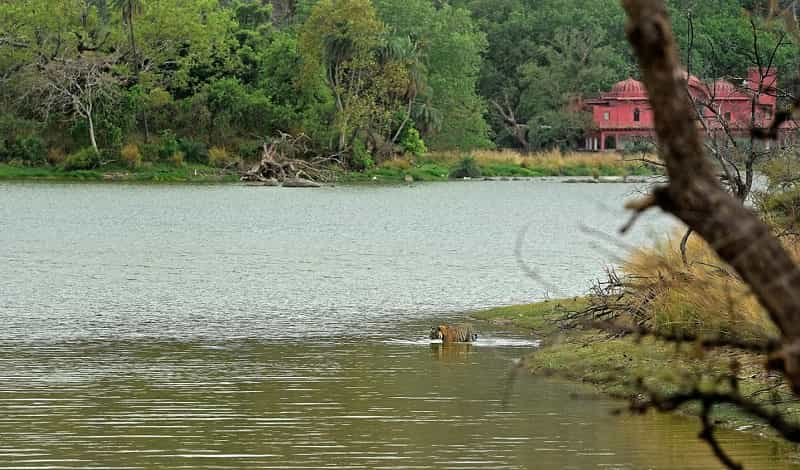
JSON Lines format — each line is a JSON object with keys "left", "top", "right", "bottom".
{"left": 581, "top": 67, "right": 791, "bottom": 151}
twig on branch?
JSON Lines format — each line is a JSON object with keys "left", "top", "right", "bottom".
{"left": 627, "top": 383, "right": 800, "bottom": 445}
{"left": 621, "top": 192, "right": 660, "bottom": 233}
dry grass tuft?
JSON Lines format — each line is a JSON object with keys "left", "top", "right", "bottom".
{"left": 621, "top": 233, "right": 779, "bottom": 343}
{"left": 429, "top": 149, "right": 657, "bottom": 171}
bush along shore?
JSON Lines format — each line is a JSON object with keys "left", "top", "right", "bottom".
{"left": 0, "top": 150, "right": 661, "bottom": 184}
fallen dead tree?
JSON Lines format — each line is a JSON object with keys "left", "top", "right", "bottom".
{"left": 241, "top": 133, "right": 340, "bottom": 186}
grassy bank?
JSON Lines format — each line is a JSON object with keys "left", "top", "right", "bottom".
{"left": 472, "top": 299, "right": 796, "bottom": 438}
{"left": 1, "top": 149, "right": 660, "bottom": 184}
{"left": 344, "top": 150, "right": 660, "bottom": 183}
{"left": 0, "top": 163, "right": 242, "bottom": 183}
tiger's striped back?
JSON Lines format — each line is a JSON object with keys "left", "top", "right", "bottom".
{"left": 430, "top": 324, "right": 478, "bottom": 343}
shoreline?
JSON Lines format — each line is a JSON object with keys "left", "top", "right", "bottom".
{"left": 470, "top": 299, "right": 799, "bottom": 445}
{"left": 0, "top": 163, "right": 661, "bottom": 185}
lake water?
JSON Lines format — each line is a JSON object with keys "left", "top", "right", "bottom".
{"left": 0, "top": 180, "right": 797, "bottom": 469}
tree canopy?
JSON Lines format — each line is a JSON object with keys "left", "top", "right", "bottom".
{"left": 0, "top": 0, "right": 795, "bottom": 168}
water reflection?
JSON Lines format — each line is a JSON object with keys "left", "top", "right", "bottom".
{"left": 0, "top": 332, "right": 798, "bottom": 469}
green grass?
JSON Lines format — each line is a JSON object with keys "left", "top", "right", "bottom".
{"left": 0, "top": 164, "right": 103, "bottom": 180}
{"left": 480, "top": 162, "right": 542, "bottom": 177}
{"left": 0, "top": 163, "right": 240, "bottom": 183}
{"left": 471, "top": 297, "right": 588, "bottom": 332}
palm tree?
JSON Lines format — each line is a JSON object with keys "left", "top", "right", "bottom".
{"left": 380, "top": 36, "right": 430, "bottom": 144}
{"left": 111, "top": 0, "right": 144, "bottom": 66}
{"left": 111, "top": 0, "right": 148, "bottom": 140}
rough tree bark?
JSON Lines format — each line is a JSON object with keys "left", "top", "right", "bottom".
{"left": 621, "top": 0, "right": 800, "bottom": 392}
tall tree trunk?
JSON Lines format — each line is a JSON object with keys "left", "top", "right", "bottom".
{"left": 142, "top": 110, "right": 150, "bottom": 143}
{"left": 126, "top": 1, "right": 145, "bottom": 142}
{"left": 88, "top": 113, "right": 99, "bottom": 155}
{"left": 128, "top": 12, "right": 137, "bottom": 60}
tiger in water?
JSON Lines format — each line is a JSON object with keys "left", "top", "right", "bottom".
{"left": 430, "top": 324, "right": 478, "bottom": 343}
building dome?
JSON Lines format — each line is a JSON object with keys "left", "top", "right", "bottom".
{"left": 711, "top": 80, "right": 736, "bottom": 97}
{"left": 610, "top": 78, "right": 646, "bottom": 97}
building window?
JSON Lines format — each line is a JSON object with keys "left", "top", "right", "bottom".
{"left": 633, "top": 108, "right": 641, "bottom": 122}
{"left": 603, "top": 112, "right": 610, "bottom": 121}
{"left": 724, "top": 112, "right": 731, "bottom": 122}
{"left": 604, "top": 135, "right": 617, "bottom": 150}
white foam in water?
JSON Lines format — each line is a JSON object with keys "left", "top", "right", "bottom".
{"left": 475, "top": 338, "right": 541, "bottom": 347}
{"left": 382, "top": 337, "right": 540, "bottom": 348}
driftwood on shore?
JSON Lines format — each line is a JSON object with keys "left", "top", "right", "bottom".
{"left": 241, "top": 135, "right": 338, "bottom": 187}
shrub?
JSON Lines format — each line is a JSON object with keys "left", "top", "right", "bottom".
{"left": 449, "top": 155, "right": 482, "bottom": 178}
{"left": 139, "top": 143, "right": 160, "bottom": 162}
{"left": 621, "top": 137, "right": 657, "bottom": 155}
{"left": 619, "top": 234, "right": 777, "bottom": 343}
{"left": 177, "top": 138, "right": 208, "bottom": 164}
{"left": 47, "top": 148, "right": 67, "bottom": 166}
{"left": 170, "top": 151, "right": 185, "bottom": 168}
{"left": 350, "top": 138, "right": 374, "bottom": 170}
{"left": 379, "top": 158, "right": 412, "bottom": 171}
{"left": 400, "top": 127, "right": 427, "bottom": 157}
{"left": 9, "top": 136, "right": 46, "bottom": 165}
{"left": 237, "top": 140, "right": 263, "bottom": 161}
{"left": 62, "top": 147, "right": 100, "bottom": 171}
{"left": 120, "top": 143, "right": 142, "bottom": 169}
{"left": 158, "top": 130, "right": 179, "bottom": 161}
{"left": 208, "top": 146, "right": 241, "bottom": 168}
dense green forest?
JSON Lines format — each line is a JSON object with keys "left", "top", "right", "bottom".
{"left": 0, "top": 0, "right": 795, "bottom": 171}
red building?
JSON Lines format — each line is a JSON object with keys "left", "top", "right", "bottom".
{"left": 582, "top": 68, "right": 788, "bottom": 151}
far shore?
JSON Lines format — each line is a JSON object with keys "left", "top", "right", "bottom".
{"left": 0, "top": 150, "right": 661, "bottom": 184}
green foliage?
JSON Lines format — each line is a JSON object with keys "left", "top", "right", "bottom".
{"left": 177, "top": 138, "right": 209, "bottom": 164}
{"left": 1, "top": 136, "right": 47, "bottom": 165}
{"left": 139, "top": 143, "right": 160, "bottom": 162}
{"left": 756, "top": 151, "right": 800, "bottom": 235}
{"left": 158, "top": 131, "right": 180, "bottom": 161}
{"left": 299, "top": 0, "right": 446, "bottom": 163}
{"left": 621, "top": 137, "right": 657, "bottom": 155}
{"left": 205, "top": 78, "right": 276, "bottom": 140}
{"left": 62, "top": 148, "right": 100, "bottom": 171}
{"left": 208, "top": 146, "right": 241, "bottom": 168}
{"left": 350, "top": 138, "right": 375, "bottom": 171}
{"left": 374, "top": 0, "right": 490, "bottom": 150}
{"left": 0, "top": 0, "right": 795, "bottom": 171}
{"left": 400, "top": 127, "right": 427, "bottom": 157}
{"left": 449, "top": 155, "right": 482, "bottom": 178}
{"left": 237, "top": 140, "right": 264, "bottom": 161}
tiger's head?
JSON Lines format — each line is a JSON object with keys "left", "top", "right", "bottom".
{"left": 430, "top": 325, "right": 445, "bottom": 340}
